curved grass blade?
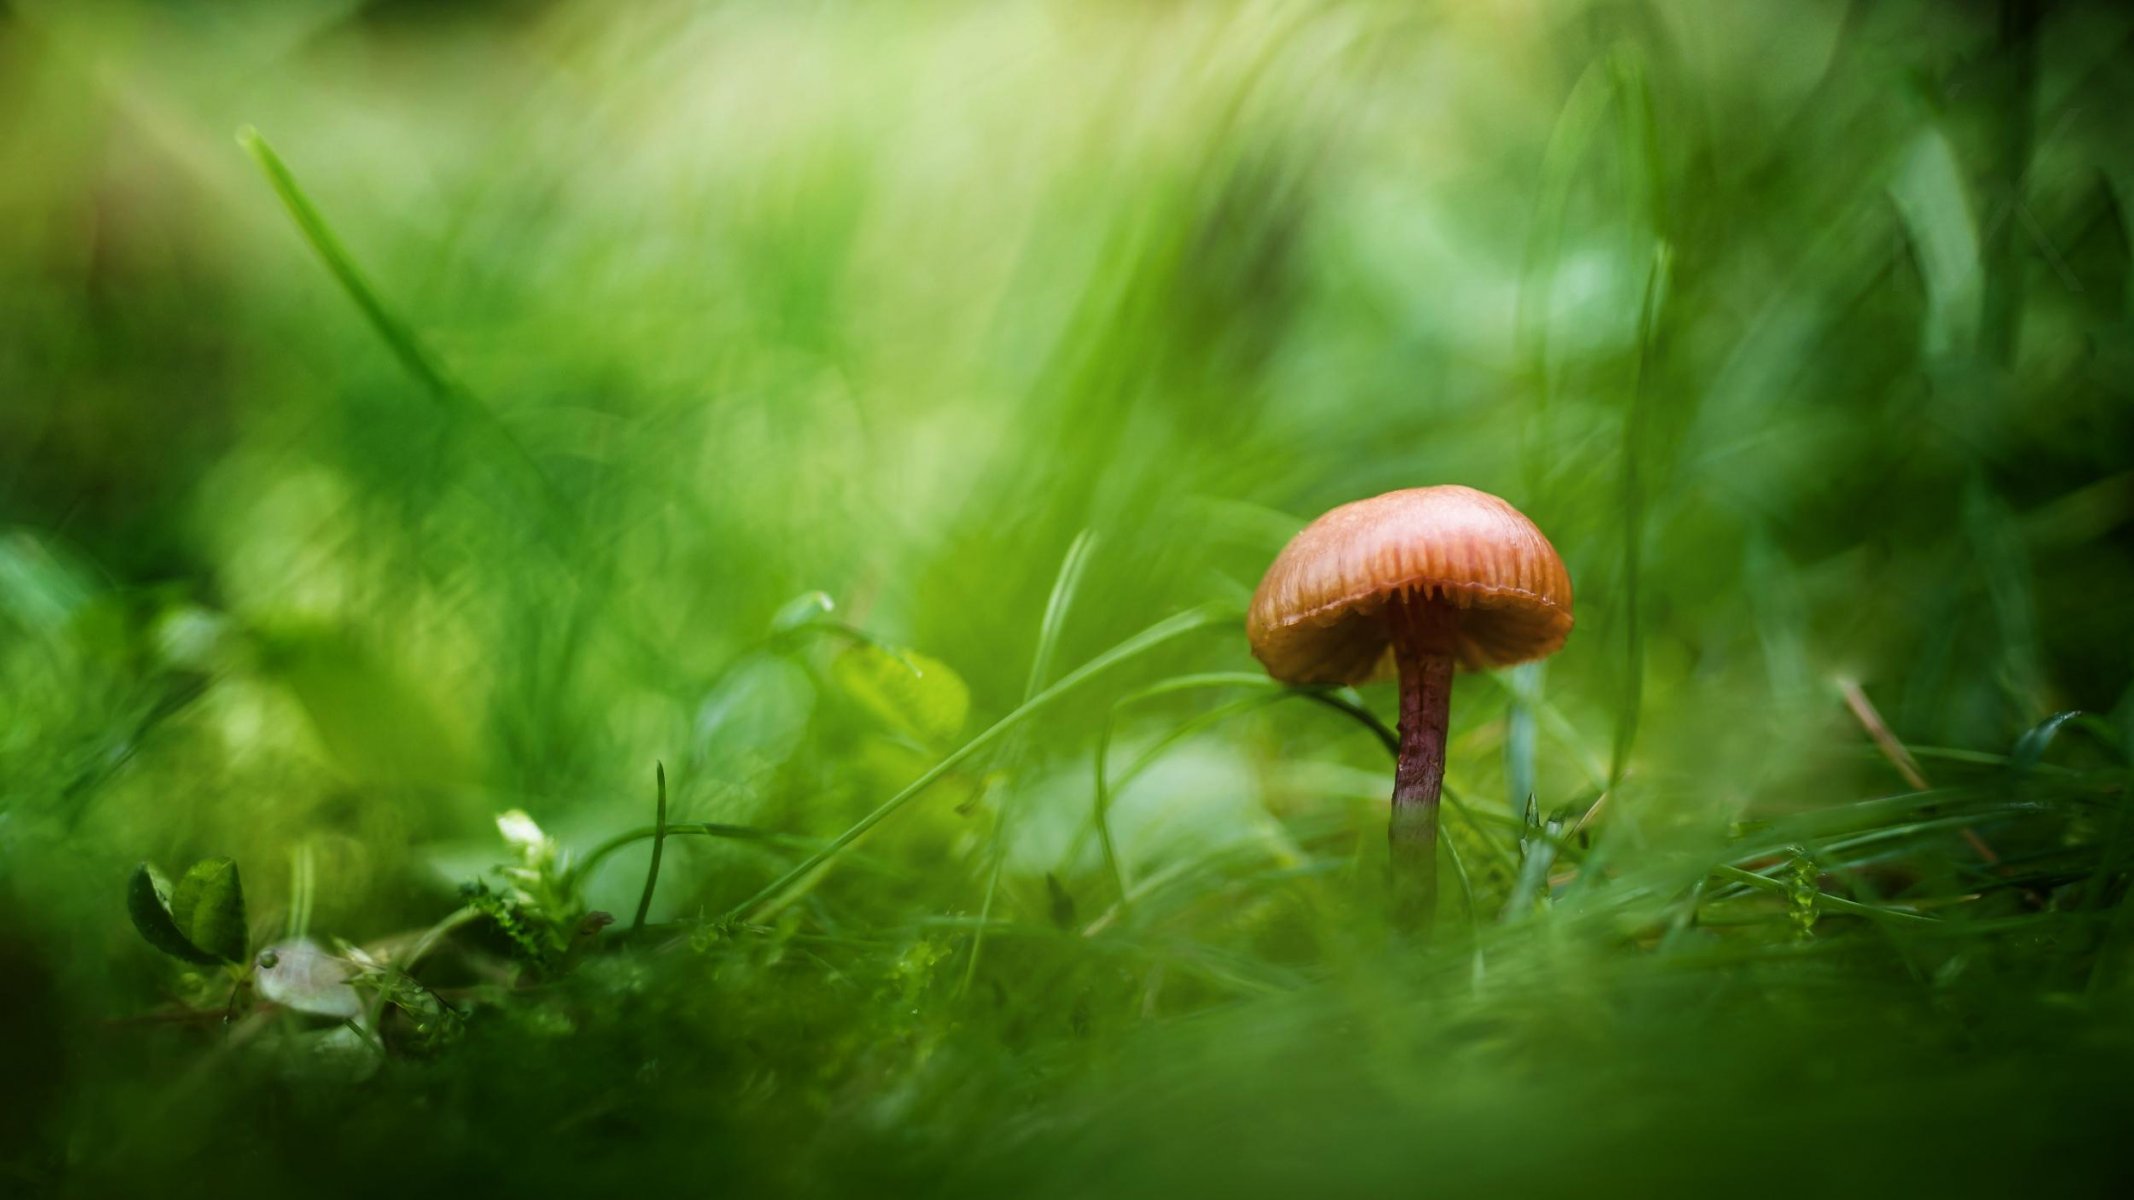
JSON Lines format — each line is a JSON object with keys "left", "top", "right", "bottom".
{"left": 1709, "top": 864, "right": 1937, "bottom": 927}
{"left": 2012, "top": 710, "right": 2083, "bottom": 774}
{"left": 1437, "top": 785, "right": 1487, "bottom": 930}
{"left": 1291, "top": 688, "right": 1399, "bottom": 758}
{"left": 1610, "top": 241, "right": 1671, "bottom": 790}
{"left": 1101, "top": 692, "right": 1288, "bottom": 892}
{"left": 238, "top": 128, "right": 462, "bottom": 407}
{"left": 1092, "top": 674, "right": 1271, "bottom": 901}
{"left": 1089, "top": 674, "right": 1397, "bottom": 909}
{"left": 1503, "top": 662, "right": 1540, "bottom": 818}
{"left": 630, "top": 763, "right": 668, "bottom": 933}
{"left": 237, "top": 127, "right": 562, "bottom": 523}
{"left": 964, "top": 530, "right": 1102, "bottom": 997}
{"left": 1514, "top": 50, "right": 1620, "bottom": 486}
{"left": 285, "top": 841, "right": 315, "bottom": 941}
{"left": 570, "top": 821, "right": 805, "bottom": 885}
{"left": 724, "top": 605, "right": 1224, "bottom": 927}
{"left": 1483, "top": 671, "right": 1608, "bottom": 791}
{"left": 1026, "top": 530, "right": 1100, "bottom": 699}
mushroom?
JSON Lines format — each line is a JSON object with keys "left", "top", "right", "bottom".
{"left": 1248, "top": 485, "right": 1573, "bottom": 928}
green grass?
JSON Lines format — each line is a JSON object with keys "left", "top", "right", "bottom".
{"left": 3, "top": 0, "right": 2133, "bottom": 1194}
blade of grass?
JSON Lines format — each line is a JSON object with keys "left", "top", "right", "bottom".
{"left": 725, "top": 605, "right": 1223, "bottom": 927}
{"left": 963, "top": 530, "right": 1102, "bottom": 999}
{"left": 1964, "top": 479, "right": 2045, "bottom": 709}
{"left": 1025, "top": 530, "right": 1100, "bottom": 698}
{"left": 1837, "top": 677, "right": 1932, "bottom": 790}
{"left": 1090, "top": 674, "right": 1397, "bottom": 911}
{"left": 2085, "top": 765, "right": 2134, "bottom": 992}
{"left": 1437, "top": 784, "right": 1482, "bottom": 934}
{"left": 629, "top": 763, "right": 668, "bottom": 933}
{"left": 1483, "top": 671, "right": 1609, "bottom": 791}
{"left": 1709, "top": 864, "right": 1939, "bottom": 926}
{"left": 237, "top": 127, "right": 562, "bottom": 519}
{"left": 571, "top": 822, "right": 808, "bottom": 884}
{"left": 1515, "top": 51, "right": 1620, "bottom": 495}
{"left": 1610, "top": 240, "right": 1669, "bottom": 789}
{"left": 1504, "top": 662, "right": 1540, "bottom": 818}
{"left": 1837, "top": 677, "right": 2012, "bottom": 866}
{"left": 285, "top": 840, "right": 314, "bottom": 941}
{"left": 1292, "top": 688, "right": 1399, "bottom": 759}
{"left": 239, "top": 127, "right": 464, "bottom": 408}
{"left": 1094, "top": 690, "right": 1283, "bottom": 905}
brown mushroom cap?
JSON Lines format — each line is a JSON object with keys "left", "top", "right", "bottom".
{"left": 1247, "top": 485, "right": 1573, "bottom": 684}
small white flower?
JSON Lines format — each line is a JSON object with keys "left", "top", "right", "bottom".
{"left": 495, "top": 810, "right": 552, "bottom": 857}
{"left": 495, "top": 811, "right": 563, "bottom": 866}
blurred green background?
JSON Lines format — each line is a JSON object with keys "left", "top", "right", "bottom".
{"left": 3, "top": 0, "right": 2132, "bottom": 1194}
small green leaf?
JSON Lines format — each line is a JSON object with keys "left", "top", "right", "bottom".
{"left": 1890, "top": 128, "right": 1984, "bottom": 357}
{"left": 127, "top": 863, "right": 224, "bottom": 966}
{"left": 833, "top": 643, "right": 969, "bottom": 746}
{"left": 168, "top": 858, "right": 248, "bottom": 964}
{"left": 769, "top": 590, "right": 836, "bottom": 635}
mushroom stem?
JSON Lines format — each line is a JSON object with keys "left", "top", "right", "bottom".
{"left": 1387, "top": 591, "right": 1456, "bottom": 930}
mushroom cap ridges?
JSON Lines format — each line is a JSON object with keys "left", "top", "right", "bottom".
{"left": 1247, "top": 485, "right": 1573, "bottom": 684}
